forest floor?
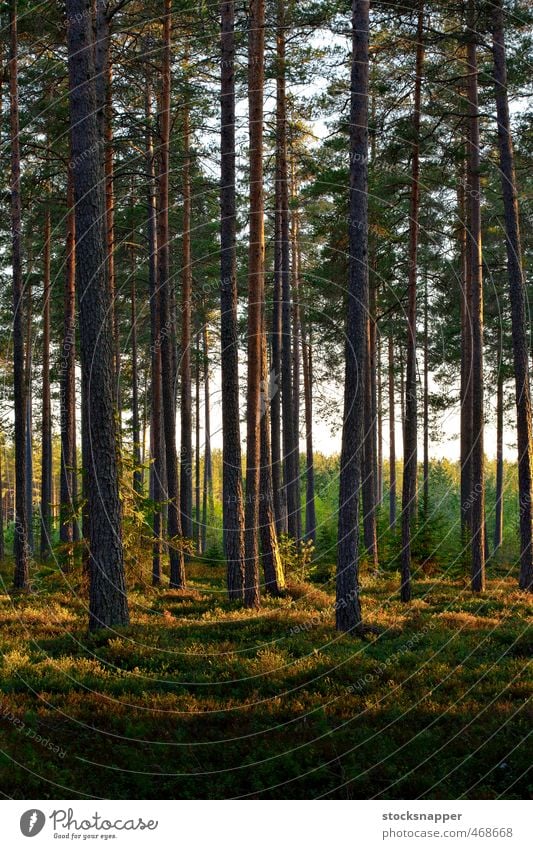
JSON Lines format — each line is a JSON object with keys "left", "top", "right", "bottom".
{"left": 0, "top": 558, "right": 530, "bottom": 799}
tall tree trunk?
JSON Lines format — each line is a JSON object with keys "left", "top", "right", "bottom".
{"left": 259, "top": 319, "right": 285, "bottom": 596}
{"left": 220, "top": 0, "right": 245, "bottom": 599}
{"left": 423, "top": 271, "right": 429, "bottom": 519}
{"left": 466, "top": 0, "right": 486, "bottom": 592}
{"left": 40, "top": 203, "right": 52, "bottom": 558}
{"left": 278, "top": 0, "right": 298, "bottom": 544}
{"left": 145, "top": 65, "right": 162, "bottom": 586}
{"left": 494, "top": 340, "right": 504, "bottom": 551}
{"left": 336, "top": 0, "right": 368, "bottom": 634}
{"left": 195, "top": 334, "right": 201, "bottom": 554}
{"left": 0, "top": 433, "right": 4, "bottom": 561}
{"left": 363, "top": 294, "right": 378, "bottom": 570}
{"left": 400, "top": 0, "right": 424, "bottom": 603}
{"left": 178, "top": 88, "right": 192, "bottom": 535}
{"left": 60, "top": 169, "right": 76, "bottom": 566}
{"left": 290, "top": 158, "right": 302, "bottom": 543}
{"left": 25, "top": 278, "right": 34, "bottom": 555}
{"left": 66, "top": 0, "right": 129, "bottom": 629}
{"left": 10, "top": 0, "right": 29, "bottom": 589}
{"left": 301, "top": 318, "right": 316, "bottom": 543}
{"left": 159, "top": 0, "right": 185, "bottom": 589}
{"left": 94, "top": 0, "right": 119, "bottom": 398}
{"left": 244, "top": 0, "right": 266, "bottom": 609}
{"left": 388, "top": 331, "right": 397, "bottom": 528}
{"left": 180, "top": 93, "right": 193, "bottom": 543}
{"left": 377, "top": 333, "right": 383, "bottom": 506}
{"left": 201, "top": 324, "right": 213, "bottom": 556}
{"left": 459, "top": 164, "right": 473, "bottom": 542}
{"left": 399, "top": 344, "right": 405, "bottom": 436}
{"left": 130, "top": 249, "right": 142, "bottom": 496}
{"left": 270, "top": 0, "right": 284, "bottom": 537}
{"left": 492, "top": 0, "right": 533, "bottom": 590}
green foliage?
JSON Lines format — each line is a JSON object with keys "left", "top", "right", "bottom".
{"left": 278, "top": 534, "right": 315, "bottom": 582}
{"left": 0, "top": 557, "right": 529, "bottom": 799}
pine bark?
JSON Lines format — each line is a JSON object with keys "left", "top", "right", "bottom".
{"left": 220, "top": 0, "right": 245, "bottom": 599}
{"left": 244, "top": 0, "right": 266, "bottom": 609}
{"left": 159, "top": 0, "right": 186, "bottom": 589}
{"left": 195, "top": 335, "right": 201, "bottom": 554}
{"left": 279, "top": 1, "right": 299, "bottom": 544}
{"left": 270, "top": 0, "right": 284, "bottom": 536}
{"left": 494, "top": 341, "right": 504, "bottom": 551}
{"left": 130, "top": 252, "right": 142, "bottom": 496}
{"left": 60, "top": 170, "right": 76, "bottom": 565}
{"left": 180, "top": 96, "right": 194, "bottom": 542}
{"left": 336, "top": 0, "right": 368, "bottom": 634}
{"left": 259, "top": 322, "right": 285, "bottom": 596}
{"left": 388, "top": 331, "right": 397, "bottom": 528}
{"left": 290, "top": 162, "right": 302, "bottom": 543}
{"left": 66, "top": 0, "right": 129, "bottom": 628}
{"left": 466, "top": 0, "right": 486, "bottom": 592}
{"left": 10, "top": 0, "right": 29, "bottom": 590}
{"left": 459, "top": 166, "right": 473, "bottom": 540}
{"left": 40, "top": 204, "right": 52, "bottom": 559}
{"left": 201, "top": 324, "right": 214, "bottom": 556}
{"left": 145, "top": 68, "right": 162, "bottom": 586}
{"left": 301, "top": 319, "right": 316, "bottom": 543}
{"left": 423, "top": 272, "right": 429, "bottom": 518}
{"left": 492, "top": 0, "right": 533, "bottom": 590}
{"left": 400, "top": 0, "right": 424, "bottom": 602}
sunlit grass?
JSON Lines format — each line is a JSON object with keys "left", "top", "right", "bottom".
{"left": 0, "top": 556, "right": 530, "bottom": 799}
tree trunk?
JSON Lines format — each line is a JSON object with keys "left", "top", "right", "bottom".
{"left": 270, "top": 0, "right": 284, "bottom": 537}
{"left": 494, "top": 340, "right": 504, "bottom": 551}
{"left": 159, "top": 0, "right": 185, "bottom": 589}
{"left": 130, "top": 248, "right": 142, "bottom": 496}
{"left": 290, "top": 159, "right": 303, "bottom": 543}
{"left": 363, "top": 296, "right": 378, "bottom": 570}
{"left": 400, "top": 0, "right": 424, "bottom": 603}
{"left": 423, "top": 271, "right": 429, "bottom": 519}
{"left": 466, "top": 0, "right": 486, "bottom": 592}
{"left": 459, "top": 164, "right": 473, "bottom": 542}
{"left": 180, "top": 92, "right": 193, "bottom": 543}
{"left": 10, "top": 0, "right": 29, "bottom": 590}
{"left": 145, "top": 64, "right": 162, "bottom": 586}
{"left": 377, "top": 333, "right": 383, "bottom": 506}
{"left": 201, "top": 324, "right": 214, "bottom": 556}
{"left": 336, "top": 0, "right": 368, "bottom": 634}
{"left": 26, "top": 384, "right": 33, "bottom": 554}
{"left": 94, "top": 0, "right": 119, "bottom": 397}
{"left": 195, "top": 334, "right": 201, "bottom": 554}
{"left": 244, "top": 0, "right": 266, "bottom": 609}
{"left": 388, "top": 331, "right": 397, "bottom": 528}
{"left": 278, "top": 0, "right": 299, "bottom": 544}
{"left": 40, "top": 203, "right": 52, "bottom": 559}
{"left": 301, "top": 319, "right": 316, "bottom": 543}
{"left": 0, "top": 433, "right": 4, "bottom": 561}
{"left": 60, "top": 169, "right": 76, "bottom": 566}
{"left": 492, "top": 0, "right": 533, "bottom": 590}
{"left": 220, "top": 0, "right": 245, "bottom": 599}
{"left": 66, "top": 0, "right": 129, "bottom": 629}
{"left": 259, "top": 323, "right": 286, "bottom": 597}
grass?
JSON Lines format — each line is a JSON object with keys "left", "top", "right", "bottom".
{"left": 0, "top": 556, "right": 530, "bottom": 799}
